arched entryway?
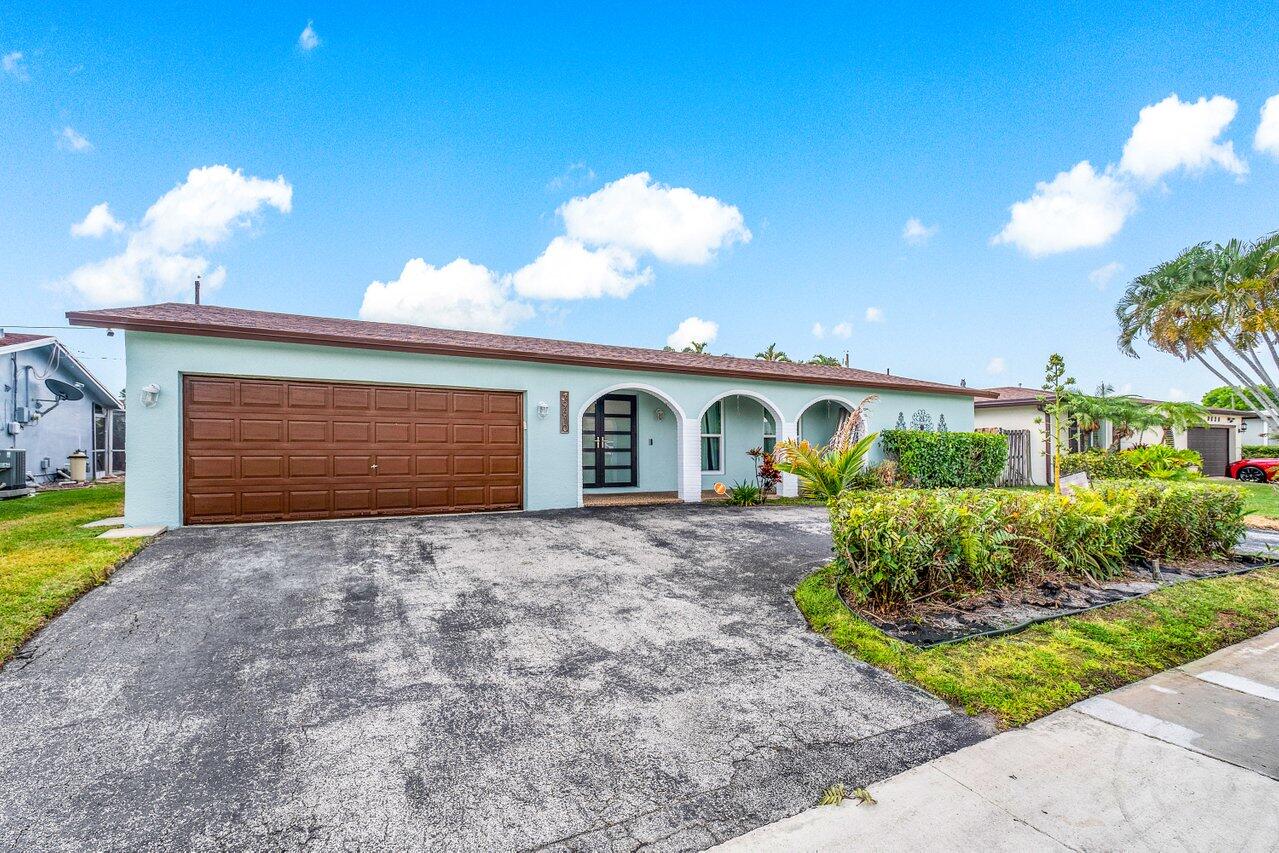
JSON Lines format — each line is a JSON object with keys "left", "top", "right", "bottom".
{"left": 694, "top": 391, "right": 786, "bottom": 497}
{"left": 576, "top": 384, "right": 689, "bottom": 507}
{"left": 796, "top": 396, "right": 857, "bottom": 447}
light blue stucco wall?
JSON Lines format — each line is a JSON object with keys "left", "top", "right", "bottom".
{"left": 123, "top": 331, "right": 976, "bottom": 526}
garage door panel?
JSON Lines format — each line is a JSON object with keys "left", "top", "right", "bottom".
{"left": 241, "top": 419, "right": 283, "bottom": 442}
{"left": 288, "top": 456, "right": 329, "bottom": 477}
{"left": 241, "top": 456, "right": 284, "bottom": 479}
{"left": 184, "top": 375, "right": 522, "bottom": 524}
{"left": 288, "top": 384, "right": 330, "bottom": 408}
{"left": 188, "top": 379, "right": 235, "bottom": 406}
{"left": 188, "top": 418, "right": 234, "bottom": 442}
{"left": 240, "top": 382, "right": 285, "bottom": 408}
{"left": 241, "top": 491, "right": 286, "bottom": 515}
{"left": 375, "top": 422, "right": 411, "bottom": 443}
{"left": 333, "top": 421, "right": 371, "bottom": 442}
{"left": 187, "top": 456, "right": 235, "bottom": 479}
{"left": 287, "top": 420, "right": 329, "bottom": 442}
{"left": 489, "top": 424, "right": 521, "bottom": 445}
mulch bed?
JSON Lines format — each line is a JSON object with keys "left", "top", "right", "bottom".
{"left": 844, "top": 554, "right": 1278, "bottom": 648}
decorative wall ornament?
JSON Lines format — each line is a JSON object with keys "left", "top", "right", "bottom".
{"left": 895, "top": 411, "right": 907, "bottom": 430}
{"left": 910, "top": 409, "right": 933, "bottom": 431}
{"left": 938, "top": 414, "right": 949, "bottom": 433}
{"left": 559, "top": 391, "right": 570, "bottom": 433}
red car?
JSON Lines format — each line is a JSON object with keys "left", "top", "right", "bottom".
{"left": 1229, "top": 457, "right": 1279, "bottom": 483}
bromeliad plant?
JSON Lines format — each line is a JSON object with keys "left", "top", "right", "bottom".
{"left": 771, "top": 433, "right": 878, "bottom": 501}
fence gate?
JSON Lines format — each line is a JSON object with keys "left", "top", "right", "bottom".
{"left": 997, "top": 429, "right": 1032, "bottom": 486}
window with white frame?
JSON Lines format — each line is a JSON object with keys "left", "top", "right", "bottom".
{"left": 701, "top": 401, "right": 722, "bottom": 472}
{"left": 763, "top": 410, "right": 777, "bottom": 454}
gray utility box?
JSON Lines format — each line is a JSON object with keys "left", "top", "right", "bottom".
{"left": 0, "top": 449, "right": 30, "bottom": 493}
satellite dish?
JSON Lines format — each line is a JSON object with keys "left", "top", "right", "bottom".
{"left": 45, "top": 378, "right": 85, "bottom": 402}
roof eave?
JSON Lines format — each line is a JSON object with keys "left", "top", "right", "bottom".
{"left": 67, "top": 310, "right": 997, "bottom": 399}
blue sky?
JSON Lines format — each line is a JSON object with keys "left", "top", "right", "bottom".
{"left": 3, "top": 2, "right": 1278, "bottom": 399}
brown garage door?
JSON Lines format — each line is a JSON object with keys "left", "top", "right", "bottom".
{"left": 183, "top": 375, "right": 523, "bottom": 524}
{"left": 1186, "top": 426, "right": 1230, "bottom": 477}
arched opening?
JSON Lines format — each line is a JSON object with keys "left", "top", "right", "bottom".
{"left": 577, "top": 384, "right": 686, "bottom": 507}
{"left": 796, "top": 396, "right": 856, "bottom": 447}
{"left": 695, "top": 391, "right": 785, "bottom": 496}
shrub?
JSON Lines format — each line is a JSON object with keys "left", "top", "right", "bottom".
{"left": 828, "top": 480, "right": 1244, "bottom": 607}
{"left": 726, "top": 481, "right": 764, "bottom": 506}
{"left": 1061, "top": 449, "right": 1140, "bottom": 479}
{"left": 1090, "top": 480, "right": 1244, "bottom": 560}
{"left": 879, "top": 430, "right": 1008, "bottom": 488}
{"left": 772, "top": 433, "right": 877, "bottom": 501}
{"left": 1243, "top": 444, "right": 1276, "bottom": 458}
{"left": 1061, "top": 446, "right": 1201, "bottom": 481}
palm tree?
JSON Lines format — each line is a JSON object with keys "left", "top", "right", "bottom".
{"left": 682, "top": 341, "right": 708, "bottom": 353}
{"left": 1116, "top": 233, "right": 1279, "bottom": 433}
{"left": 756, "top": 343, "right": 791, "bottom": 362}
{"left": 808, "top": 353, "right": 840, "bottom": 366}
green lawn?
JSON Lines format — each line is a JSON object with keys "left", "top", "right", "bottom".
{"left": 0, "top": 484, "right": 146, "bottom": 666}
{"left": 796, "top": 563, "right": 1279, "bottom": 728}
{"left": 1239, "top": 481, "right": 1279, "bottom": 520}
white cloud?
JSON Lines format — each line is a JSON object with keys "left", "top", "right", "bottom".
{"left": 511, "top": 236, "right": 651, "bottom": 300}
{"left": 298, "top": 21, "right": 321, "bottom": 51}
{"left": 71, "top": 203, "right": 125, "bottom": 238}
{"left": 57, "top": 126, "right": 92, "bottom": 152}
{"left": 560, "top": 172, "right": 750, "bottom": 265}
{"left": 986, "top": 357, "right": 1006, "bottom": 375}
{"left": 1167, "top": 387, "right": 1186, "bottom": 401}
{"left": 1257, "top": 95, "right": 1279, "bottom": 158}
{"left": 992, "top": 161, "right": 1137, "bottom": 257}
{"left": 360, "top": 258, "right": 532, "bottom": 333}
{"left": 3, "top": 51, "right": 29, "bottom": 81}
{"left": 812, "top": 321, "right": 850, "bottom": 339}
{"left": 902, "top": 217, "right": 938, "bottom": 245}
{"left": 62, "top": 165, "right": 293, "bottom": 306}
{"left": 1119, "top": 95, "right": 1245, "bottom": 182}
{"left": 666, "top": 316, "right": 718, "bottom": 350}
{"left": 831, "top": 321, "right": 852, "bottom": 338}
{"left": 546, "top": 162, "right": 596, "bottom": 192}
{"left": 864, "top": 307, "right": 884, "bottom": 323}
{"left": 1089, "top": 261, "right": 1124, "bottom": 290}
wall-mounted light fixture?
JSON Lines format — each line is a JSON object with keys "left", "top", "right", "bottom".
{"left": 654, "top": 408, "right": 666, "bottom": 421}
{"left": 536, "top": 400, "right": 550, "bottom": 419}
{"left": 140, "top": 383, "right": 161, "bottom": 408}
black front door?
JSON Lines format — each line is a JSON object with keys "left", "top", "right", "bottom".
{"left": 582, "top": 394, "right": 637, "bottom": 488}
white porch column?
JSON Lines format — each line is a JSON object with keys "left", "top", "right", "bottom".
{"left": 678, "top": 418, "right": 703, "bottom": 502}
{"left": 779, "top": 419, "right": 800, "bottom": 497}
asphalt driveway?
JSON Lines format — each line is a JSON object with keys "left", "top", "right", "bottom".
{"left": 0, "top": 504, "right": 987, "bottom": 851}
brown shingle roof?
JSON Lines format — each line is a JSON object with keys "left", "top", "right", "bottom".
{"left": 976, "top": 385, "right": 1250, "bottom": 416}
{"left": 66, "top": 303, "right": 995, "bottom": 398}
{"left": 0, "top": 332, "right": 54, "bottom": 348}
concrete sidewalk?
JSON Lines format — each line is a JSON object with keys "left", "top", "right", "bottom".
{"left": 715, "top": 628, "right": 1279, "bottom": 852}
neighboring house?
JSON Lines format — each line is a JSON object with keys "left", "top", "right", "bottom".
{"left": 1, "top": 331, "right": 125, "bottom": 484}
{"left": 66, "top": 303, "right": 994, "bottom": 527}
{"left": 1239, "top": 413, "right": 1273, "bottom": 449}
{"left": 975, "top": 386, "right": 1248, "bottom": 485}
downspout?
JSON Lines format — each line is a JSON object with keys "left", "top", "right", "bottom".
{"left": 8, "top": 352, "right": 16, "bottom": 449}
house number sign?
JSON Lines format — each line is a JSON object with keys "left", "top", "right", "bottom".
{"left": 559, "top": 391, "right": 570, "bottom": 433}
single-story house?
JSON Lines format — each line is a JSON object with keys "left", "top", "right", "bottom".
{"left": 66, "top": 303, "right": 993, "bottom": 527}
{"left": 974, "top": 386, "right": 1249, "bottom": 485}
{"left": 2, "top": 331, "right": 124, "bottom": 485}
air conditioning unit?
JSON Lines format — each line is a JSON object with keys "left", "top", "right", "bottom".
{"left": 0, "top": 449, "right": 27, "bottom": 490}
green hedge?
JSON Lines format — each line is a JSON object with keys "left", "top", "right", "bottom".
{"left": 1243, "top": 444, "right": 1276, "bottom": 458}
{"left": 879, "top": 430, "right": 1008, "bottom": 488}
{"left": 1061, "top": 446, "right": 1201, "bottom": 480}
{"left": 1061, "top": 449, "right": 1140, "bottom": 479}
{"left": 829, "top": 480, "right": 1245, "bottom": 607}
